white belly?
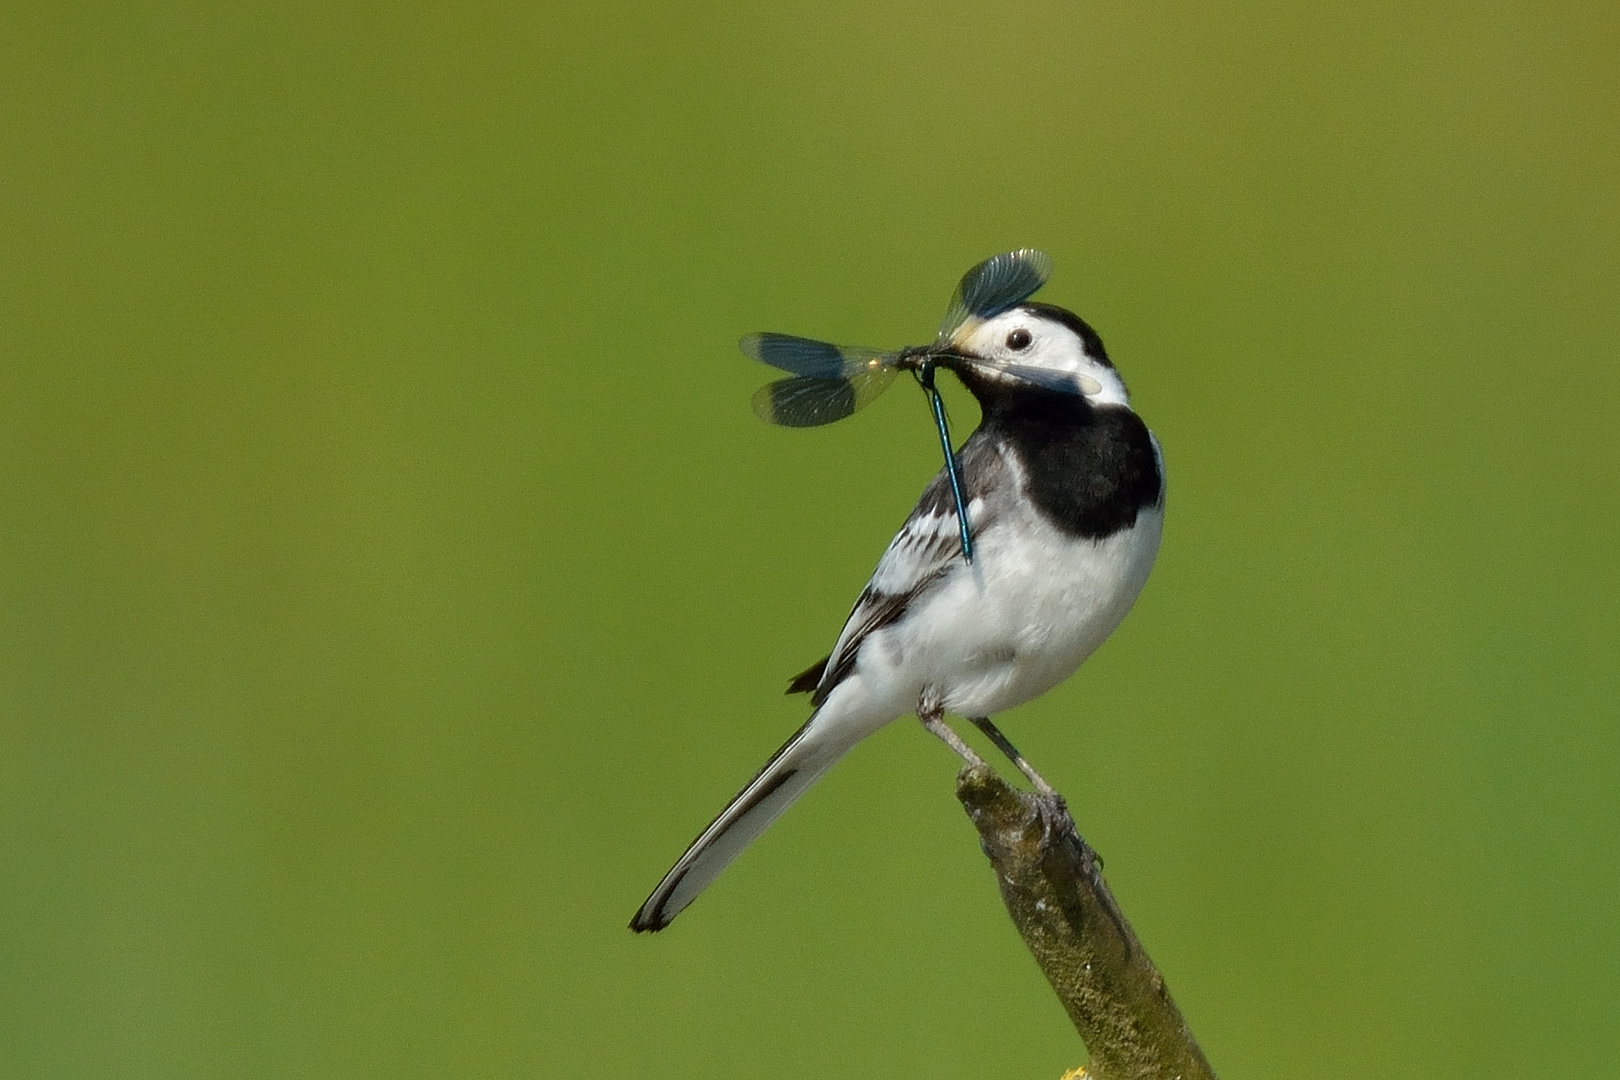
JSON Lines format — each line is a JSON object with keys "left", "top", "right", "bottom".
{"left": 859, "top": 505, "right": 1163, "bottom": 719}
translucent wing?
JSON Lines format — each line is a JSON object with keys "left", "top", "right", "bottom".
{"left": 937, "top": 249, "right": 1054, "bottom": 342}
{"left": 740, "top": 333, "right": 890, "bottom": 378}
{"left": 740, "top": 333, "right": 900, "bottom": 427}
{"left": 751, "top": 367, "right": 898, "bottom": 427}
{"left": 971, "top": 360, "right": 1100, "bottom": 397}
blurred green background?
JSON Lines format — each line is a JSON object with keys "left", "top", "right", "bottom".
{"left": 3, "top": 1, "right": 1616, "bottom": 1077}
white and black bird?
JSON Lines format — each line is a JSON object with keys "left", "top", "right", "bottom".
{"left": 630, "top": 251, "right": 1164, "bottom": 932}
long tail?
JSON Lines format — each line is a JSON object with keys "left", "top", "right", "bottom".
{"left": 630, "top": 709, "right": 856, "bottom": 932}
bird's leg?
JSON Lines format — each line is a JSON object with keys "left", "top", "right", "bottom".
{"left": 969, "top": 715, "right": 1057, "bottom": 796}
{"left": 917, "top": 690, "right": 989, "bottom": 769}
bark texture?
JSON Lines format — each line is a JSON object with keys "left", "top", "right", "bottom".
{"left": 956, "top": 765, "right": 1216, "bottom": 1080}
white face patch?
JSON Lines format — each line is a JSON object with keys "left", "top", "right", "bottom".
{"left": 950, "top": 308, "right": 1129, "bottom": 406}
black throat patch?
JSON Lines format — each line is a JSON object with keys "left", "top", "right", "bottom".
{"left": 981, "top": 393, "right": 1162, "bottom": 540}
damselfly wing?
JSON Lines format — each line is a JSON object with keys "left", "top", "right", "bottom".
{"left": 740, "top": 335, "right": 898, "bottom": 428}
{"left": 937, "top": 249, "right": 1054, "bottom": 346}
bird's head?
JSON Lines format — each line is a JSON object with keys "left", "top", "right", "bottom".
{"left": 940, "top": 302, "right": 1130, "bottom": 408}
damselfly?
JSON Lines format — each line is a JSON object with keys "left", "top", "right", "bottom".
{"left": 741, "top": 250, "right": 1090, "bottom": 563}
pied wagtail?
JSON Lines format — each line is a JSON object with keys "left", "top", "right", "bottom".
{"left": 631, "top": 252, "right": 1164, "bottom": 932}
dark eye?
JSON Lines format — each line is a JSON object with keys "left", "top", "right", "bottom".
{"left": 1006, "top": 328, "right": 1033, "bottom": 351}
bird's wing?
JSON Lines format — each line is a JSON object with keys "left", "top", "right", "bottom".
{"left": 805, "top": 438, "right": 1007, "bottom": 707}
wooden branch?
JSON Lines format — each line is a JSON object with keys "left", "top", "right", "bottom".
{"left": 956, "top": 765, "right": 1217, "bottom": 1080}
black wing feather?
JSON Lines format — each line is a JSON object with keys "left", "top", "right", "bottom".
{"left": 798, "top": 437, "right": 1007, "bottom": 707}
